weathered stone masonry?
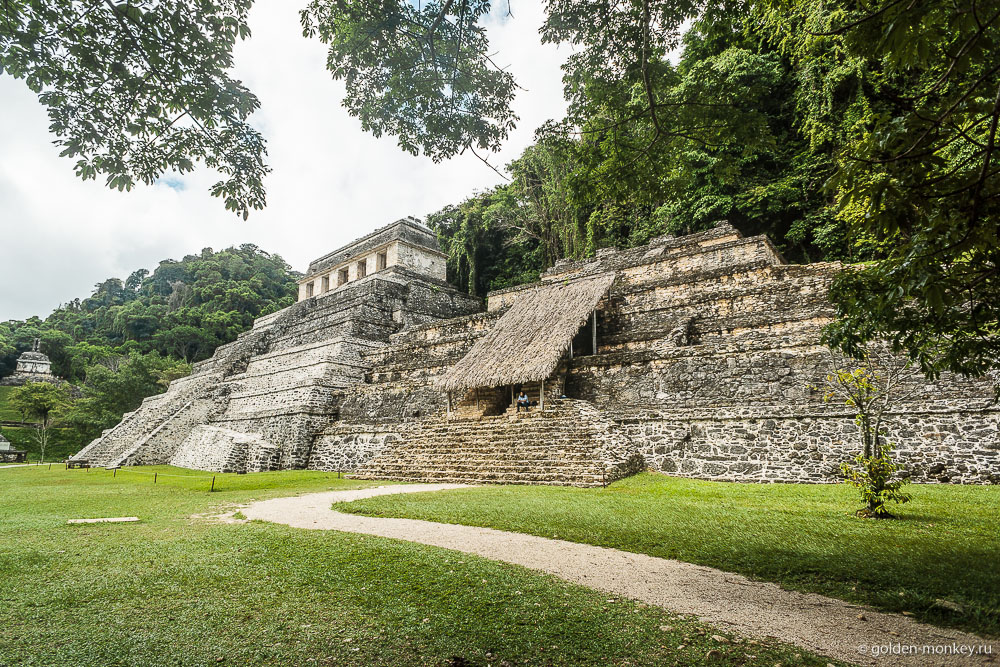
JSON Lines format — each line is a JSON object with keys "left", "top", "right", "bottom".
{"left": 73, "top": 218, "right": 999, "bottom": 485}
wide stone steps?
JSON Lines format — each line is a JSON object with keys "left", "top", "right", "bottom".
{"left": 363, "top": 453, "right": 601, "bottom": 466}
{"left": 356, "top": 474, "right": 607, "bottom": 487}
{"left": 351, "top": 398, "right": 640, "bottom": 487}
{"left": 72, "top": 393, "right": 190, "bottom": 465}
{"left": 374, "top": 445, "right": 597, "bottom": 459}
{"left": 350, "top": 465, "right": 605, "bottom": 486}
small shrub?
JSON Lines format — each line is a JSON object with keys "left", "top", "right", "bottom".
{"left": 840, "top": 440, "right": 911, "bottom": 518}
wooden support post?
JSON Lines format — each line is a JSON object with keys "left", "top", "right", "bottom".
{"left": 592, "top": 310, "right": 598, "bottom": 355}
{"left": 540, "top": 378, "right": 545, "bottom": 412}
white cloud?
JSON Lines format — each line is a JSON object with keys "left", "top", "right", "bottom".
{"left": 0, "top": 1, "right": 568, "bottom": 321}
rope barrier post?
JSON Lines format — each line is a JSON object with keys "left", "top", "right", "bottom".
{"left": 210, "top": 476, "right": 216, "bottom": 492}
{"left": 154, "top": 472, "right": 157, "bottom": 484}
{"left": 113, "top": 468, "right": 117, "bottom": 478}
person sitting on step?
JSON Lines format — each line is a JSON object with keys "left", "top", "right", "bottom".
{"left": 516, "top": 390, "right": 530, "bottom": 412}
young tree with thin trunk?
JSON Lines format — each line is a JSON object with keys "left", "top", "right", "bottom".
{"left": 821, "top": 346, "right": 913, "bottom": 518}
{"left": 8, "top": 382, "right": 70, "bottom": 463}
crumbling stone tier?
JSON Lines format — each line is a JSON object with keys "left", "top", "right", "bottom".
{"left": 72, "top": 218, "right": 999, "bottom": 485}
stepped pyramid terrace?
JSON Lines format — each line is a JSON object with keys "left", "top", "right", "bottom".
{"left": 71, "top": 217, "right": 1000, "bottom": 485}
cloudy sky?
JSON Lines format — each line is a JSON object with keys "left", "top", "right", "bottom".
{"left": 0, "top": 2, "right": 569, "bottom": 322}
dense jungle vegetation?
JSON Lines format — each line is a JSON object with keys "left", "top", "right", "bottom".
{"left": 0, "top": 246, "right": 297, "bottom": 448}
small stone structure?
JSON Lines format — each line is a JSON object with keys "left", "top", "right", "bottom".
{"left": 0, "top": 433, "right": 27, "bottom": 463}
{"left": 71, "top": 219, "right": 1000, "bottom": 485}
{"left": 1, "top": 338, "right": 58, "bottom": 387}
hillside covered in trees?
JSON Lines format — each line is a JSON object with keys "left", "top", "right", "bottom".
{"left": 0, "top": 245, "right": 297, "bottom": 453}
{"left": 425, "top": 11, "right": 861, "bottom": 298}
{"left": 332, "top": 0, "right": 997, "bottom": 382}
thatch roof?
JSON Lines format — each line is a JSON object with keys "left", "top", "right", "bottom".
{"left": 440, "top": 272, "right": 615, "bottom": 393}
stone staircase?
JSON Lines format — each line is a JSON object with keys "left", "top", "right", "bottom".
{"left": 351, "top": 398, "right": 644, "bottom": 487}
{"left": 71, "top": 373, "right": 215, "bottom": 467}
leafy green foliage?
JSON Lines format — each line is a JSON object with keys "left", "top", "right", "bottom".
{"left": 304, "top": 0, "right": 995, "bottom": 377}
{"left": 427, "top": 6, "right": 854, "bottom": 295}
{"left": 0, "top": 387, "right": 27, "bottom": 422}
{"left": 428, "top": 187, "right": 546, "bottom": 296}
{"left": 64, "top": 352, "right": 192, "bottom": 443}
{"left": 300, "top": 0, "right": 517, "bottom": 160}
{"left": 763, "top": 0, "right": 1000, "bottom": 377}
{"left": 0, "top": 244, "right": 296, "bottom": 375}
{"left": 8, "top": 382, "right": 70, "bottom": 428}
{"left": 0, "top": 0, "right": 268, "bottom": 218}
{"left": 840, "top": 443, "right": 912, "bottom": 519}
{"left": 8, "top": 382, "right": 72, "bottom": 461}
{"left": 820, "top": 348, "right": 914, "bottom": 518}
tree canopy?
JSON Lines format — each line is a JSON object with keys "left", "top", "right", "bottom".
{"left": 0, "top": 244, "right": 297, "bottom": 382}
{"left": 0, "top": 243, "right": 298, "bottom": 447}
{"left": 0, "top": 0, "right": 267, "bottom": 218}
{"left": 765, "top": 0, "right": 1000, "bottom": 378}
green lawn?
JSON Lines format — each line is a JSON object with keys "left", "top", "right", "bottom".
{"left": 0, "top": 466, "right": 840, "bottom": 666}
{"left": 338, "top": 472, "right": 1000, "bottom": 638}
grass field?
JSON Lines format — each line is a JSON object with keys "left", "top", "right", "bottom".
{"left": 339, "top": 473, "right": 1000, "bottom": 638}
{"left": 0, "top": 466, "right": 841, "bottom": 666}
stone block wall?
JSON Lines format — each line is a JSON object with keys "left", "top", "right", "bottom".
{"left": 619, "top": 406, "right": 1000, "bottom": 484}
{"left": 332, "top": 222, "right": 999, "bottom": 485}
{"left": 170, "top": 426, "right": 281, "bottom": 474}
{"left": 308, "top": 426, "right": 405, "bottom": 472}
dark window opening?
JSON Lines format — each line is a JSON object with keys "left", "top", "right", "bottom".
{"left": 570, "top": 311, "right": 600, "bottom": 357}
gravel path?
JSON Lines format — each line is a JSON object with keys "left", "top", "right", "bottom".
{"left": 239, "top": 484, "right": 995, "bottom": 667}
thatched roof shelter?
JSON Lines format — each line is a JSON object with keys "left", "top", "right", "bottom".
{"left": 440, "top": 272, "right": 615, "bottom": 393}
